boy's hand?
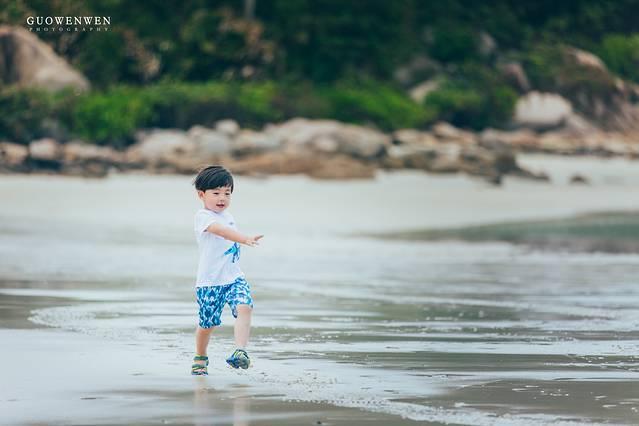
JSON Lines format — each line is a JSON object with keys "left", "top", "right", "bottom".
{"left": 244, "top": 235, "right": 264, "bottom": 247}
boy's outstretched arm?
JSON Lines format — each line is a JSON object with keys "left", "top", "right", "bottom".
{"left": 206, "top": 223, "right": 264, "bottom": 247}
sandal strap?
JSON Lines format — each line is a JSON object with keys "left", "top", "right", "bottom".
{"left": 193, "top": 355, "right": 209, "bottom": 361}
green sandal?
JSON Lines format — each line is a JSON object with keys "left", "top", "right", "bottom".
{"left": 191, "top": 355, "right": 209, "bottom": 375}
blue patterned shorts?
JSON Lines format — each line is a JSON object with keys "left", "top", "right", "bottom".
{"left": 195, "top": 277, "right": 253, "bottom": 328}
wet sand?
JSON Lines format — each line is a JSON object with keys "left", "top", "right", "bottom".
{"left": 2, "top": 326, "right": 403, "bottom": 425}
{"left": 2, "top": 154, "right": 639, "bottom": 425}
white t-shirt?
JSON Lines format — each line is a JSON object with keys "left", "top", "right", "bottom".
{"left": 194, "top": 208, "right": 245, "bottom": 287}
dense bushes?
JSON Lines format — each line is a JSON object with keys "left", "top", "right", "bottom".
{"left": 597, "top": 34, "right": 639, "bottom": 83}
{"left": 0, "top": 81, "right": 433, "bottom": 146}
{"left": 0, "top": 87, "right": 60, "bottom": 144}
{"left": 424, "top": 65, "right": 517, "bottom": 130}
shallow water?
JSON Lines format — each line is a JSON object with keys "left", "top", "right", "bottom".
{"left": 2, "top": 157, "right": 639, "bottom": 425}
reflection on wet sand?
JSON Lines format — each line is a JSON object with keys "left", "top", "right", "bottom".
{"left": 193, "top": 377, "right": 250, "bottom": 426}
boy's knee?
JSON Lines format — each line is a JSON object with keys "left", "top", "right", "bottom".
{"left": 236, "top": 304, "right": 252, "bottom": 315}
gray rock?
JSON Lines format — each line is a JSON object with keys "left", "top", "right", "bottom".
{"left": 384, "top": 145, "right": 438, "bottom": 170}
{"left": 514, "top": 92, "right": 573, "bottom": 130}
{"left": 499, "top": 62, "right": 530, "bottom": 92}
{"left": 266, "top": 118, "right": 341, "bottom": 148}
{"left": 128, "top": 129, "right": 194, "bottom": 163}
{"left": 479, "top": 128, "right": 539, "bottom": 151}
{"left": 0, "top": 26, "right": 89, "bottom": 92}
{"left": 233, "top": 129, "right": 281, "bottom": 156}
{"left": 311, "top": 135, "right": 340, "bottom": 154}
{"left": 432, "top": 122, "right": 477, "bottom": 145}
{"left": 63, "top": 141, "right": 123, "bottom": 163}
{"left": 0, "top": 142, "right": 28, "bottom": 169}
{"left": 214, "top": 119, "right": 240, "bottom": 137}
{"left": 267, "top": 118, "right": 390, "bottom": 159}
{"left": 188, "top": 126, "right": 232, "bottom": 157}
{"left": 333, "top": 125, "right": 391, "bottom": 159}
{"left": 393, "top": 129, "right": 438, "bottom": 146}
{"left": 29, "top": 138, "right": 62, "bottom": 161}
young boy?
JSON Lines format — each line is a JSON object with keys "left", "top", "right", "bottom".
{"left": 191, "top": 165, "right": 263, "bottom": 375}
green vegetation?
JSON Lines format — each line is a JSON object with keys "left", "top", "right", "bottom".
{"left": 0, "top": 81, "right": 430, "bottom": 146}
{"left": 597, "top": 34, "right": 639, "bottom": 83}
{"left": 1, "top": 1, "right": 638, "bottom": 145}
{"left": 424, "top": 65, "right": 517, "bottom": 130}
{"left": 0, "top": 87, "right": 66, "bottom": 143}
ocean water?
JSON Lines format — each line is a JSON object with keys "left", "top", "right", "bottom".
{"left": 1, "top": 156, "right": 639, "bottom": 424}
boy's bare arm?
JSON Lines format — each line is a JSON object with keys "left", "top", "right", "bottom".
{"left": 206, "top": 223, "right": 264, "bottom": 247}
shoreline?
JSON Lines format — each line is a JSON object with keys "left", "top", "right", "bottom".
{"left": 0, "top": 291, "right": 409, "bottom": 426}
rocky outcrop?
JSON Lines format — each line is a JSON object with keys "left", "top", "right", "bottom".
{"left": 387, "top": 126, "right": 547, "bottom": 183}
{"left": 6, "top": 117, "right": 636, "bottom": 182}
{"left": 499, "top": 62, "right": 530, "bottom": 92}
{"left": 0, "top": 26, "right": 89, "bottom": 92}
{"left": 480, "top": 127, "right": 639, "bottom": 158}
{"left": 527, "top": 45, "right": 639, "bottom": 132}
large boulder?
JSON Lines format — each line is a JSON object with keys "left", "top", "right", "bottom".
{"left": 29, "top": 138, "right": 62, "bottom": 161}
{"left": 0, "top": 26, "right": 89, "bottom": 92}
{"left": 63, "top": 141, "right": 123, "bottom": 163}
{"left": 266, "top": 118, "right": 337, "bottom": 145}
{"left": 514, "top": 92, "right": 573, "bottom": 130}
{"left": 27, "top": 138, "right": 63, "bottom": 171}
{"left": 232, "top": 129, "right": 281, "bottom": 157}
{"left": 525, "top": 45, "right": 639, "bottom": 131}
{"left": 128, "top": 129, "right": 194, "bottom": 162}
{"left": 187, "top": 125, "right": 232, "bottom": 157}
{"left": 214, "top": 119, "right": 240, "bottom": 138}
{"left": 333, "top": 125, "right": 390, "bottom": 159}
{"left": 266, "top": 118, "right": 390, "bottom": 160}
{"left": 0, "top": 141, "right": 29, "bottom": 171}
{"left": 127, "top": 129, "right": 207, "bottom": 173}
{"left": 432, "top": 122, "right": 477, "bottom": 145}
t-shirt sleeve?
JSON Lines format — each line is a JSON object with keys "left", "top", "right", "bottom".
{"left": 194, "top": 210, "right": 217, "bottom": 235}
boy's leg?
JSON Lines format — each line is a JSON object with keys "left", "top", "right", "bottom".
{"left": 226, "top": 278, "right": 254, "bottom": 369}
{"left": 193, "top": 285, "right": 225, "bottom": 373}
{"left": 195, "top": 325, "right": 214, "bottom": 356}
{"left": 234, "top": 305, "right": 252, "bottom": 349}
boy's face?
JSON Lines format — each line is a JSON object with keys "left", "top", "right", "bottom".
{"left": 198, "top": 185, "right": 232, "bottom": 213}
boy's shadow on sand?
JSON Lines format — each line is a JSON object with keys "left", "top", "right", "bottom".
{"left": 193, "top": 376, "right": 251, "bottom": 426}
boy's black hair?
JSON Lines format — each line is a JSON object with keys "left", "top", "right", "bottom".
{"left": 193, "top": 165, "right": 234, "bottom": 192}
